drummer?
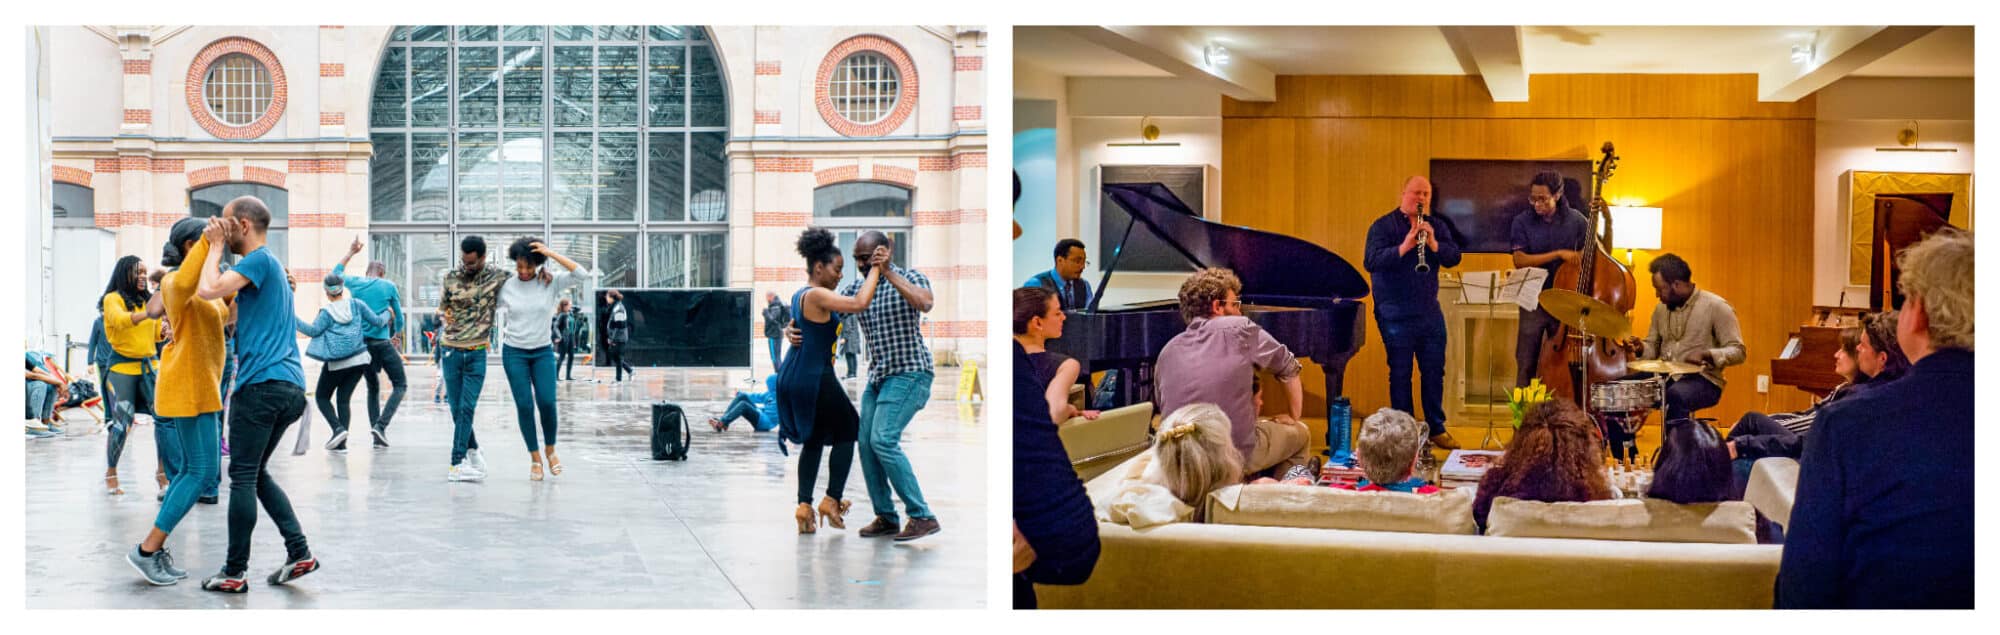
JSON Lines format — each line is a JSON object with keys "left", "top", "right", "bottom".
{"left": 1617, "top": 254, "right": 1745, "bottom": 432}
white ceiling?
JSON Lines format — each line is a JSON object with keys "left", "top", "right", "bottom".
{"left": 1019, "top": 25, "right": 1972, "bottom": 78}
{"left": 1854, "top": 26, "right": 1974, "bottom": 77}
{"left": 1016, "top": 27, "right": 1172, "bottom": 78}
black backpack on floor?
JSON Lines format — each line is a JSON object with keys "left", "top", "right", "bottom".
{"left": 651, "top": 402, "right": 691, "bottom": 461}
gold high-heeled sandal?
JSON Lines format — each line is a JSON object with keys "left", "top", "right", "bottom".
{"left": 105, "top": 470, "right": 123, "bottom": 496}
{"left": 795, "top": 502, "right": 817, "bottom": 534}
{"left": 530, "top": 461, "right": 544, "bottom": 481}
{"left": 817, "top": 497, "right": 851, "bottom": 530}
{"left": 546, "top": 449, "right": 563, "bottom": 476}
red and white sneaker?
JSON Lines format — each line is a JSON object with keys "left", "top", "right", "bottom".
{"left": 268, "top": 555, "right": 319, "bottom": 585}
{"left": 202, "top": 571, "right": 249, "bottom": 593}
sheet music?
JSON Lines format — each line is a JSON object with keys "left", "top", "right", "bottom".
{"left": 1503, "top": 267, "right": 1548, "bottom": 312}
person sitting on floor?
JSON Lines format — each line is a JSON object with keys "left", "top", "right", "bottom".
{"left": 709, "top": 374, "right": 780, "bottom": 433}
{"left": 1646, "top": 418, "right": 1734, "bottom": 504}
{"left": 1339, "top": 408, "right": 1441, "bottom": 494}
{"left": 1472, "top": 399, "right": 1614, "bottom": 531}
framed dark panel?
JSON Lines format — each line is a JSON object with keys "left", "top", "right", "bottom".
{"left": 596, "top": 289, "right": 750, "bottom": 367}
{"left": 1097, "top": 164, "right": 1204, "bottom": 272}
{"left": 1429, "top": 159, "right": 1593, "bottom": 254}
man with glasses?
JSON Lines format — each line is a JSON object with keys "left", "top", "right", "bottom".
{"left": 1024, "top": 239, "right": 1092, "bottom": 311}
{"left": 1153, "top": 267, "right": 1312, "bottom": 480}
{"left": 1508, "top": 171, "right": 1591, "bottom": 388}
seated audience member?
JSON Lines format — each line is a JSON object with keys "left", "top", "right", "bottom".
{"left": 709, "top": 374, "right": 780, "bottom": 433}
{"left": 1339, "top": 408, "right": 1440, "bottom": 494}
{"left": 1646, "top": 419, "right": 1734, "bottom": 504}
{"left": 1012, "top": 286, "right": 1097, "bottom": 424}
{"left": 1473, "top": 399, "right": 1614, "bottom": 531}
{"left": 1726, "top": 312, "right": 1908, "bottom": 464}
{"left": 1100, "top": 403, "right": 1246, "bottom": 529}
{"left": 1246, "top": 380, "right": 1314, "bottom": 485}
{"left": 1778, "top": 229, "right": 1972, "bottom": 609}
{"left": 1011, "top": 340, "right": 1099, "bottom": 609}
{"left": 1155, "top": 268, "right": 1310, "bottom": 479}
{"left": 25, "top": 351, "right": 71, "bottom": 431}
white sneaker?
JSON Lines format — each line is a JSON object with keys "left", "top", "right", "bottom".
{"left": 447, "top": 464, "right": 486, "bottom": 482}
{"left": 467, "top": 448, "right": 487, "bottom": 472}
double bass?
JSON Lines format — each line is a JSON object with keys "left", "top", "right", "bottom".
{"left": 1536, "top": 142, "right": 1638, "bottom": 404}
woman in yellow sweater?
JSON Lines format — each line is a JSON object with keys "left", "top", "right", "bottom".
{"left": 100, "top": 255, "right": 162, "bottom": 496}
{"left": 124, "top": 218, "right": 231, "bottom": 585}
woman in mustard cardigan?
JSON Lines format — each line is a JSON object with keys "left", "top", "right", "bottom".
{"left": 123, "top": 218, "right": 232, "bottom": 586}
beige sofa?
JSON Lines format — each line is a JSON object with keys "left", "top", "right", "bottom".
{"left": 1057, "top": 403, "right": 1154, "bottom": 481}
{"left": 1034, "top": 459, "right": 1783, "bottom": 609}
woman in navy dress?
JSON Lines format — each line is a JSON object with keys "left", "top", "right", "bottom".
{"left": 777, "top": 227, "right": 887, "bottom": 534}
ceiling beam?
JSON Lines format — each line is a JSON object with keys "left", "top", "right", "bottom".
{"left": 1440, "top": 26, "right": 1528, "bottom": 102}
{"left": 1060, "top": 26, "right": 1277, "bottom": 102}
{"left": 1759, "top": 26, "right": 1940, "bottom": 102}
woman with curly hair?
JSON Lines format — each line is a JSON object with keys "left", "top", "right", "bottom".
{"left": 777, "top": 227, "right": 887, "bottom": 534}
{"left": 1472, "top": 399, "right": 1614, "bottom": 530}
{"left": 99, "top": 254, "right": 164, "bottom": 496}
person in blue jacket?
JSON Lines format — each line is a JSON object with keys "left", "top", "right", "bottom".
{"left": 709, "top": 374, "right": 780, "bottom": 433}
{"left": 295, "top": 273, "right": 391, "bottom": 453}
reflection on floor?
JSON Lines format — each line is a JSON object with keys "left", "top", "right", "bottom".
{"left": 24, "top": 364, "right": 986, "bottom": 609}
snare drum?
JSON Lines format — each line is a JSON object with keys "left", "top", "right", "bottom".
{"left": 1590, "top": 378, "right": 1664, "bottom": 413}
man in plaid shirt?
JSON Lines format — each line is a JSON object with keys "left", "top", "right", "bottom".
{"left": 792, "top": 231, "right": 941, "bottom": 541}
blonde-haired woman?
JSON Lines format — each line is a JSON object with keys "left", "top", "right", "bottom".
{"left": 1103, "top": 403, "right": 1244, "bottom": 527}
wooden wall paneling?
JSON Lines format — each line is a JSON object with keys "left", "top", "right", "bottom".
{"left": 1224, "top": 74, "right": 1820, "bottom": 429}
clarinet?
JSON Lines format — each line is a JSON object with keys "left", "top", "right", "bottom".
{"left": 1414, "top": 202, "right": 1431, "bottom": 273}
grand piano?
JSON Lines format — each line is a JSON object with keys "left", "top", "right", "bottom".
{"left": 1048, "top": 182, "right": 1371, "bottom": 411}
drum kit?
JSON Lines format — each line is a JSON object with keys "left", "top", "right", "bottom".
{"left": 1537, "top": 289, "right": 1705, "bottom": 464}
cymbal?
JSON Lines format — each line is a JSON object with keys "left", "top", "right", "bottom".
{"left": 1537, "top": 289, "right": 1631, "bottom": 339}
{"left": 1629, "top": 359, "right": 1704, "bottom": 375}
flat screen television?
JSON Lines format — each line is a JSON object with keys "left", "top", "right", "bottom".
{"left": 1429, "top": 159, "right": 1594, "bottom": 254}
{"left": 595, "top": 289, "right": 752, "bottom": 368}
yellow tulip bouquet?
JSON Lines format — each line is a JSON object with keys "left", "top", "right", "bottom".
{"left": 1508, "top": 379, "right": 1553, "bottom": 429}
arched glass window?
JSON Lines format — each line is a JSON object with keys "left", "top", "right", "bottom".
{"left": 370, "top": 25, "right": 729, "bottom": 323}
{"left": 190, "top": 183, "right": 289, "bottom": 264}
{"left": 812, "top": 181, "right": 913, "bottom": 289}
{"left": 52, "top": 182, "right": 95, "bottom": 226}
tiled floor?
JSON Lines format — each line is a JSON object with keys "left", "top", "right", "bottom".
{"left": 24, "top": 364, "right": 987, "bottom": 609}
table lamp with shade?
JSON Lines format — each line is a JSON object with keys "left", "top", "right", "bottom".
{"left": 1609, "top": 205, "right": 1663, "bottom": 265}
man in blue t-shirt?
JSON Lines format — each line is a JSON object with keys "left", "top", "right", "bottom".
{"left": 1508, "top": 170, "right": 1591, "bottom": 388}
{"left": 192, "top": 196, "right": 317, "bottom": 593}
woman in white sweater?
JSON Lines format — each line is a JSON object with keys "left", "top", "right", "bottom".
{"left": 498, "top": 237, "right": 595, "bottom": 480}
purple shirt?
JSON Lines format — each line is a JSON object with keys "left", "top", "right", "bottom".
{"left": 1154, "top": 315, "right": 1303, "bottom": 461}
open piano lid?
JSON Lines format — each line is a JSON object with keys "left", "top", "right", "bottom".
{"left": 1096, "top": 182, "right": 1370, "bottom": 309}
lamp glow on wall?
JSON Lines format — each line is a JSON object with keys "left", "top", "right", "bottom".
{"left": 1609, "top": 205, "right": 1662, "bottom": 265}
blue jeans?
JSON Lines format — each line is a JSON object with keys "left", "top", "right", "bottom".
{"left": 501, "top": 345, "right": 559, "bottom": 452}
{"left": 155, "top": 417, "right": 222, "bottom": 499}
{"left": 858, "top": 371, "right": 935, "bottom": 520}
{"left": 1378, "top": 314, "right": 1449, "bottom": 436}
{"left": 441, "top": 347, "right": 486, "bottom": 466}
{"left": 153, "top": 412, "right": 220, "bottom": 533}
{"left": 719, "top": 394, "right": 771, "bottom": 431}
{"left": 767, "top": 338, "right": 783, "bottom": 370}
{"left": 25, "top": 381, "right": 56, "bottom": 420}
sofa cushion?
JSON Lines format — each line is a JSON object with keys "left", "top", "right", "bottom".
{"left": 1060, "top": 403, "right": 1154, "bottom": 481}
{"left": 1484, "top": 497, "right": 1757, "bottom": 544}
{"left": 1204, "top": 483, "right": 1476, "bottom": 535}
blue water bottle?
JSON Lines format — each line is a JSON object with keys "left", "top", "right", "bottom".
{"left": 1326, "top": 396, "right": 1353, "bottom": 466}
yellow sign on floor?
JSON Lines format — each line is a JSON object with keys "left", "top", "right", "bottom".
{"left": 956, "top": 358, "right": 982, "bottom": 402}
